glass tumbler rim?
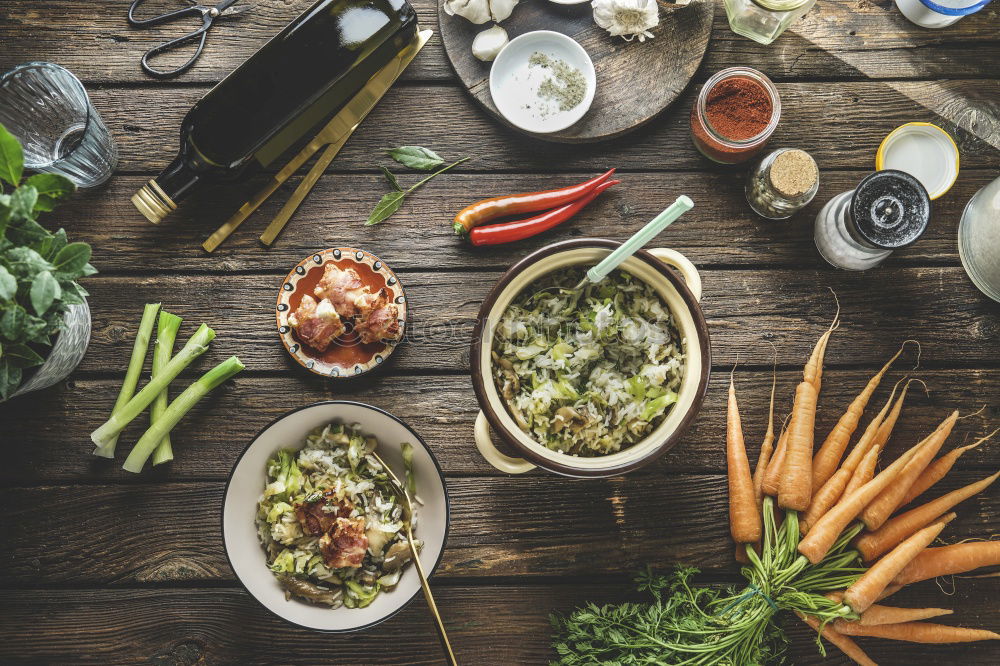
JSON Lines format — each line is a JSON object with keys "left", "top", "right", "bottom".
{"left": 0, "top": 61, "right": 96, "bottom": 166}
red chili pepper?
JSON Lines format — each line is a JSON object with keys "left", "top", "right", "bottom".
{"left": 468, "top": 180, "right": 619, "bottom": 247}
{"left": 453, "top": 169, "right": 616, "bottom": 235}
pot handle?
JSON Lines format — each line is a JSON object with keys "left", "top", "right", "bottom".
{"left": 475, "top": 411, "right": 536, "bottom": 474}
{"left": 648, "top": 248, "right": 702, "bottom": 302}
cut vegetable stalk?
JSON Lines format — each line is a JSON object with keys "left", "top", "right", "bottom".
{"left": 93, "top": 303, "right": 160, "bottom": 458}
{"left": 91, "top": 323, "right": 216, "bottom": 451}
{"left": 151, "top": 311, "right": 183, "bottom": 465}
{"left": 123, "top": 356, "right": 245, "bottom": 473}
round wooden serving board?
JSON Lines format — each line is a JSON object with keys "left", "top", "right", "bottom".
{"left": 438, "top": 0, "right": 714, "bottom": 143}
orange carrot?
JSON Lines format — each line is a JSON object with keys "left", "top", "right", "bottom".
{"left": 735, "top": 542, "right": 749, "bottom": 564}
{"left": 797, "top": 612, "right": 878, "bottom": 666}
{"left": 893, "top": 541, "right": 1000, "bottom": 585}
{"left": 861, "top": 411, "right": 959, "bottom": 530}
{"left": 853, "top": 604, "right": 952, "bottom": 626}
{"left": 761, "top": 421, "right": 790, "bottom": 497}
{"left": 802, "top": 295, "right": 840, "bottom": 390}
{"left": 843, "top": 442, "right": 882, "bottom": 500}
{"left": 779, "top": 309, "right": 839, "bottom": 511}
{"left": 843, "top": 514, "right": 955, "bottom": 613}
{"left": 899, "top": 429, "right": 997, "bottom": 508}
{"left": 876, "top": 583, "right": 903, "bottom": 601}
{"left": 812, "top": 343, "right": 910, "bottom": 492}
{"left": 869, "top": 378, "right": 922, "bottom": 451}
{"left": 779, "top": 380, "right": 819, "bottom": 510}
{"left": 831, "top": 621, "right": 1000, "bottom": 643}
{"left": 855, "top": 471, "right": 1000, "bottom": 561}
{"left": 752, "top": 360, "right": 778, "bottom": 509}
{"left": 799, "top": 383, "right": 905, "bottom": 534}
{"left": 727, "top": 373, "right": 761, "bottom": 544}
{"left": 798, "top": 434, "right": 934, "bottom": 564}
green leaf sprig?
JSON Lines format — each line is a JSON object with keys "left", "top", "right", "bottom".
{"left": 0, "top": 122, "right": 95, "bottom": 400}
{"left": 366, "top": 146, "right": 470, "bottom": 226}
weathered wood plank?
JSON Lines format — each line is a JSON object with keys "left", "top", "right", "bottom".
{"left": 0, "top": 584, "right": 998, "bottom": 665}
{"left": 2, "top": 1, "right": 997, "bottom": 84}
{"left": 43, "top": 171, "right": 995, "bottom": 273}
{"left": 2, "top": 369, "right": 997, "bottom": 482}
{"left": 72, "top": 81, "right": 999, "bottom": 174}
{"left": 55, "top": 267, "right": 1000, "bottom": 377}
{"left": 2, "top": 470, "right": 997, "bottom": 585}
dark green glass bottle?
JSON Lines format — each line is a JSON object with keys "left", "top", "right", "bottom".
{"left": 134, "top": 0, "right": 417, "bottom": 222}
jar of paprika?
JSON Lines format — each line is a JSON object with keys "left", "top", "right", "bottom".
{"left": 690, "top": 67, "right": 781, "bottom": 165}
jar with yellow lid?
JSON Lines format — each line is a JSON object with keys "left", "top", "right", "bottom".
{"left": 723, "top": 0, "right": 817, "bottom": 45}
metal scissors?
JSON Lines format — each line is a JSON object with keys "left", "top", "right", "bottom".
{"left": 128, "top": 0, "right": 253, "bottom": 79}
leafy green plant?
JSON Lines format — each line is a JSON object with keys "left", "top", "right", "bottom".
{"left": 0, "top": 123, "right": 96, "bottom": 400}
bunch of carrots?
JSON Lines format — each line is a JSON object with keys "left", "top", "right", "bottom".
{"left": 727, "top": 305, "right": 1000, "bottom": 664}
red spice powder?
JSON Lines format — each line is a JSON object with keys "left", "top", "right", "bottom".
{"left": 705, "top": 77, "right": 773, "bottom": 141}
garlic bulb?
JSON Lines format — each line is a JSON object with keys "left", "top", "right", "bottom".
{"left": 443, "top": 0, "right": 520, "bottom": 24}
{"left": 591, "top": 0, "right": 660, "bottom": 42}
{"left": 472, "top": 25, "right": 509, "bottom": 62}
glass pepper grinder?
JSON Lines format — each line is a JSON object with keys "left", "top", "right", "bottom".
{"left": 814, "top": 170, "right": 930, "bottom": 271}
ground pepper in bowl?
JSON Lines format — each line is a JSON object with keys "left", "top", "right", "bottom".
{"left": 691, "top": 67, "right": 781, "bottom": 164}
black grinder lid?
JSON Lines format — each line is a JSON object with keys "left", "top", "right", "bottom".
{"left": 850, "top": 170, "right": 931, "bottom": 249}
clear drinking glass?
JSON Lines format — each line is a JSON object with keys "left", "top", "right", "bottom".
{"left": 0, "top": 62, "right": 118, "bottom": 188}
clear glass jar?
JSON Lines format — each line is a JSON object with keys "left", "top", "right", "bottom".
{"left": 723, "top": 0, "right": 818, "bottom": 45}
{"left": 746, "top": 148, "right": 819, "bottom": 219}
{"left": 690, "top": 67, "right": 781, "bottom": 165}
{"left": 814, "top": 171, "right": 930, "bottom": 271}
{"left": 958, "top": 175, "right": 1000, "bottom": 302}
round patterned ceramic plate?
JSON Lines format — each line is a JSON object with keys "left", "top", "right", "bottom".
{"left": 276, "top": 248, "right": 407, "bottom": 379}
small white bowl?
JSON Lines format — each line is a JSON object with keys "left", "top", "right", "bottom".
{"left": 222, "top": 401, "right": 450, "bottom": 632}
{"left": 489, "top": 30, "right": 596, "bottom": 134}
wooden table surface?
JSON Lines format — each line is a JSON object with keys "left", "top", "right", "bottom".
{"left": 2, "top": 1, "right": 999, "bottom": 664}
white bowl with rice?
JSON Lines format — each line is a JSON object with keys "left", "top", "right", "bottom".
{"left": 222, "top": 401, "right": 449, "bottom": 632}
{"left": 470, "top": 239, "right": 712, "bottom": 478}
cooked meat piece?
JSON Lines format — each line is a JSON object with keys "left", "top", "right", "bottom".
{"left": 289, "top": 294, "right": 346, "bottom": 352}
{"left": 294, "top": 492, "right": 353, "bottom": 536}
{"left": 314, "top": 264, "right": 370, "bottom": 318}
{"left": 319, "top": 516, "right": 369, "bottom": 569}
{"left": 354, "top": 288, "right": 400, "bottom": 344}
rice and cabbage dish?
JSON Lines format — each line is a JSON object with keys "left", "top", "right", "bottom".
{"left": 491, "top": 267, "right": 685, "bottom": 456}
{"left": 256, "top": 422, "right": 420, "bottom": 609}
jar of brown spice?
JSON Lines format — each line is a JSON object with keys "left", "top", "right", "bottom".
{"left": 690, "top": 67, "right": 781, "bottom": 165}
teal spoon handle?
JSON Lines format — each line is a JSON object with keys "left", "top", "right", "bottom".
{"left": 586, "top": 195, "right": 694, "bottom": 284}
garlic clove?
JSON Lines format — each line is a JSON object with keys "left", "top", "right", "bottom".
{"left": 489, "top": 0, "right": 520, "bottom": 22}
{"left": 443, "top": 0, "right": 493, "bottom": 24}
{"left": 472, "top": 24, "right": 509, "bottom": 62}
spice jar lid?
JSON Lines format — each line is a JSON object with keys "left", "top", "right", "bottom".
{"left": 876, "top": 122, "right": 959, "bottom": 200}
{"left": 851, "top": 170, "right": 931, "bottom": 249}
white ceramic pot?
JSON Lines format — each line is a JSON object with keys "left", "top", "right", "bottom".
{"left": 470, "top": 239, "right": 711, "bottom": 478}
{"left": 7, "top": 300, "right": 91, "bottom": 401}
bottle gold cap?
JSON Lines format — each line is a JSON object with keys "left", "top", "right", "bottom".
{"left": 131, "top": 179, "right": 176, "bottom": 224}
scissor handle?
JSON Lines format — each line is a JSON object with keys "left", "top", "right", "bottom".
{"left": 128, "top": 0, "right": 203, "bottom": 27}
{"left": 140, "top": 21, "right": 211, "bottom": 79}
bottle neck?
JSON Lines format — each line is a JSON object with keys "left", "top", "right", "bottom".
{"left": 157, "top": 154, "right": 202, "bottom": 203}
{"left": 131, "top": 154, "right": 200, "bottom": 224}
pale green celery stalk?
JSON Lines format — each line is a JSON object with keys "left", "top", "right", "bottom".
{"left": 150, "top": 311, "right": 182, "bottom": 465}
{"left": 91, "top": 323, "right": 216, "bottom": 451}
{"left": 93, "top": 303, "right": 160, "bottom": 458}
{"left": 122, "top": 356, "right": 245, "bottom": 473}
